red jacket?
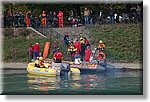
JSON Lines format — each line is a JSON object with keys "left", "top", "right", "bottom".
{"left": 85, "top": 39, "right": 89, "bottom": 45}
{"left": 33, "top": 44, "right": 40, "bottom": 52}
{"left": 54, "top": 52, "right": 63, "bottom": 59}
{"left": 74, "top": 41, "right": 81, "bottom": 53}
{"left": 84, "top": 49, "right": 92, "bottom": 62}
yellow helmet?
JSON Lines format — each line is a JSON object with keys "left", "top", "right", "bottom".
{"left": 80, "top": 37, "right": 83, "bottom": 40}
{"left": 39, "top": 57, "right": 43, "bottom": 61}
{"left": 99, "top": 40, "right": 103, "bottom": 43}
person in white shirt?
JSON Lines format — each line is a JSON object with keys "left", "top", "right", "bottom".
{"left": 114, "top": 13, "right": 118, "bottom": 23}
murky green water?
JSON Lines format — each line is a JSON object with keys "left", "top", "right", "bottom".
{"left": 2, "top": 69, "right": 143, "bottom": 95}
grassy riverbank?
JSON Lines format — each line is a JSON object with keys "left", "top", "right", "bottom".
{"left": 89, "top": 24, "right": 142, "bottom": 62}
{"left": 3, "top": 24, "right": 142, "bottom": 62}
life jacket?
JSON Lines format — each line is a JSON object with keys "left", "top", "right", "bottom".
{"left": 68, "top": 45, "right": 77, "bottom": 52}
{"left": 99, "top": 43, "right": 105, "bottom": 48}
{"left": 39, "top": 60, "right": 44, "bottom": 68}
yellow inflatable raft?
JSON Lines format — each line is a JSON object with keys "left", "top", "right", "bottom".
{"left": 27, "top": 62, "right": 80, "bottom": 76}
{"left": 27, "top": 62, "right": 57, "bottom": 76}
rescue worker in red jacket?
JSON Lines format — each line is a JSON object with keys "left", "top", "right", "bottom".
{"left": 57, "top": 11, "right": 63, "bottom": 28}
{"left": 54, "top": 48, "right": 63, "bottom": 63}
{"left": 41, "top": 11, "right": 47, "bottom": 27}
{"left": 84, "top": 46, "right": 92, "bottom": 62}
{"left": 74, "top": 39, "right": 81, "bottom": 54}
{"left": 33, "top": 43, "right": 40, "bottom": 59}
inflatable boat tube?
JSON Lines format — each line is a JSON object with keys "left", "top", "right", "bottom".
{"left": 27, "top": 62, "right": 57, "bottom": 76}
{"left": 43, "top": 42, "right": 50, "bottom": 59}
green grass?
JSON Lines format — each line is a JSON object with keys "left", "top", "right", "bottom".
{"left": 3, "top": 37, "right": 71, "bottom": 62}
{"left": 89, "top": 24, "right": 142, "bottom": 62}
{"left": 3, "top": 24, "right": 142, "bottom": 62}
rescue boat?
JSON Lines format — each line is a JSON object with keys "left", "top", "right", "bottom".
{"left": 27, "top": 62, "right": 80, "bottom": 76}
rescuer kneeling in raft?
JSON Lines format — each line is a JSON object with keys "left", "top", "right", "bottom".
{"left": 53, "top": 48, "right": 63, "bottom": 63}
{"left": 35, "top": 57, "right": 45, "bottom": 68}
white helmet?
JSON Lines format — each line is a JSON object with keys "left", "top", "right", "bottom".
{"left": 99, "top": 40, "right": 103, "bottom": 43}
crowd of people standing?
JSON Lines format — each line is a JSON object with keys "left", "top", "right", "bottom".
{"left": 4, "top": 4, "right": 142, "bottom": 28}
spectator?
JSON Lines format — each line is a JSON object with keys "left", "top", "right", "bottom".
{"left": 6, "top": 11, "right": 13, "bottom": 27}
{"left": 114, "top": 13, "right": 118, "bottom": 23}
{"left": 14, "top": 12, "right": 19, "bottom": 27}
{"left": 53, "top": 12, "right": 58, "bottom": 27}
{"left": 41, "top": 11, "right": 47, "bottom": 27}
{"left": 35, "top": 16, "right": 41, "bottom": 28}
{"left": 90, "top": 10, "right": 93, "bottom": 25}
{"left": 136, "top": 5, "right": 141, "bottom": 23}
{"left": 68, "top": 10, "right": 74, "bottom": 27}
{"left": 84, "top": 7, "right": 90, "bottom": 25}
{"left": 30, "top": 15, "right": 35, "bottom": 28}
{"left": 18, "top": 12, "right": 25, "bottom": 27}
{"left": 47, "top": 11, "right": 53, "bottom": 27}
{"left": 26, "top": 11, "right": 31, "bottom": 27}
{"left": 96, "top": 10, "right": 104, "bottom": 25}
{"left": 109, "top": 7, "right": 114, "bottom": 24}
{"left": 57, "top": 11, "right": 64, "bottom": 28}
{"left": 130, "top": 6, "right": 137, "bottom": 23}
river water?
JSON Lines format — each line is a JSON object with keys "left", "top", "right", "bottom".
{"left": 1, "top": 69, "right": 142, "bottom": 95}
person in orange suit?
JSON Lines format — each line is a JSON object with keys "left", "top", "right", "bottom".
{"left": 26, "top": 11, "right": 31, "bottom": 27}
{"left": 57, "top": 11, "right": 64, "bottom": 28}
{"left": 42, "top": 11, "right": 47, "bottom": 27}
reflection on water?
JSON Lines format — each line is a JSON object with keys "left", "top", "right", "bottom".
{"left": 27, "top": 74, "right": 60, "bottom": 91}
{"left": 2, "top": 69, "right": 143, "bottom": 95}
{"left": 27, "top": 74, "right": 106, "bottom": 91}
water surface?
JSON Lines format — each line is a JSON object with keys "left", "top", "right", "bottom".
{"left": 2, "top": 68, "right": 143, "bottom": 95}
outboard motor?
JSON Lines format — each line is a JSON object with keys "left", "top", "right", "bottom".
{"left": 60, "top": 63, "right": 70, "bottom": 76}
